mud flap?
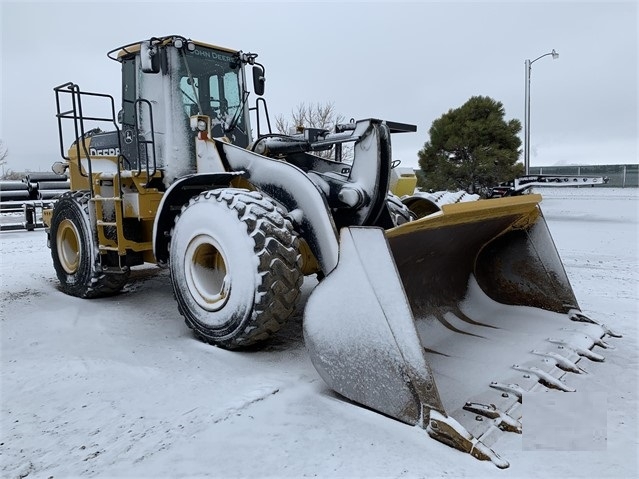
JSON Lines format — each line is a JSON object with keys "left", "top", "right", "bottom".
{"left": 303, "top": 226, "right": 507, "bottom": 467}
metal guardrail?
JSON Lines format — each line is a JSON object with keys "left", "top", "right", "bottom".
{"left": 530, "top": 164, "right": 638, "bottom": 188}
{"left": 0, "top": 200, "right": 54, "bottom": 232}
{"left": 0, "top": 174, "right": 69, "bottom": 231}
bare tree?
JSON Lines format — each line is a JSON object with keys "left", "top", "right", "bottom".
{"left": 275, "top": 102, "right": 353, "bottom": 162}
{"left": 275, "top": 102, "right": 343, "bottom": 134}
{"left": 0, "top": 140, "right": 8, "bottom": 178}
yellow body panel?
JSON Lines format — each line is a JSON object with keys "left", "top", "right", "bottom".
{"left": 42, "top": 209, "right": 53, "bottom": 228}
{"left": 61, "top": 137, "right": 163, "bottom": 259}
{"left": 387, "top": 194, "right": 542, "bottom": 237}
{"left": 390, "top": 174, "right": 418, "bottom": 198}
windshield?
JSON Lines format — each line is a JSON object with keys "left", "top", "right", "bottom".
{"left": 175, "top": 45, "right": 247, "bottom": 141}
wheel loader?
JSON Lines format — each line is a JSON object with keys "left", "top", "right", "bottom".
{"left": 45, "top": 35, "right": 620, "bottom": 468}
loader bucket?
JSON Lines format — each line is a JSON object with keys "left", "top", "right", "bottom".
{"left": 304, "top": 194, "right": 618, "bottom": 468}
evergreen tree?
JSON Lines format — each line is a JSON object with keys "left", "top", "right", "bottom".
{"left": 417, "top": 96, "right": 523, "bottom": 195}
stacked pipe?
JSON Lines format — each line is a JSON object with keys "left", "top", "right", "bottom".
{"left": 26, "top": 172, "right": 70, "bottom": 200}
{"left": 0, "top": 180, "right": 31, "bottom": 202}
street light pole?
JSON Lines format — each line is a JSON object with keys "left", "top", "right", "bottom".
{"left": 524, "top": 49, "right": 559, "bottom": 175}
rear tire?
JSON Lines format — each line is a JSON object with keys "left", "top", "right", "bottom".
{"left": 169, "top": 188, "right": 303, "bottom": 349}
{"left": 50, "top": 191, "right": 129, "bottom": 298}
{"left": 386, "top": 193, "right": 416, "bottom": 226}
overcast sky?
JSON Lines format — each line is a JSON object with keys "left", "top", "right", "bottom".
{"left": 1, "top": 0, "right": 637, "bottom": 173}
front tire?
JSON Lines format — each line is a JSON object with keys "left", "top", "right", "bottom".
{"left": 169, "top": 188, "right": 303, "bottom": 349}
{"left": 50, "top": 191, "right": 129, "bottom": 298}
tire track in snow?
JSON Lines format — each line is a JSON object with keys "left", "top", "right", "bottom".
{"left": 2, "top": 385, "right": 283, "bottom": 478}
{"left": 209, "top": 385, "right": 280, "bottom": 423}
{"left": 119, "top": 385, "right": 282, "bottom": 468}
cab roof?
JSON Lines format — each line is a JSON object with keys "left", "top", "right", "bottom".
{"left": 107, "top": 35, "right": 239, "bottom": 62}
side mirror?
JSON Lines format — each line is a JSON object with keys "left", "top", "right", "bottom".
{"left": 140, "top": 40, "right": 160, "bottom": 74}
{"left": 52, "top": 161, "right": 68, "bottom": 175}
{"left": 252, "top": 65, "right": 265, "bottom": 96}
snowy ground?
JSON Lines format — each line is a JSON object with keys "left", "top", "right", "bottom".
{"left": 1, "top": 187, "right": 637, "bottom": 479}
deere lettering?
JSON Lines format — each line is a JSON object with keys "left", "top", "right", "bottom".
{"left": 191, "top": 48, "right": 234, "bottom": 63}
{"left": 90, "top": 147, "right": 120, "bottom": 156}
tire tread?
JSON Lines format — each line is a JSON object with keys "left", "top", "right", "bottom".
{"left": 51, "top": 191, "right": 129, "bottom": 298}
{"left": 173, "top": 188, "right": 303, "bottom": 349}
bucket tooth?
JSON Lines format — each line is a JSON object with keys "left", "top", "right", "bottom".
{"left": 427, "top": 411, "right": 509, "bottom": 469}
{"left": 512, "top": 365, "right": 576, "bottom": 392}
{"left": 489, "top": 382, "right": 525, "bottom": 402}
{"left": 568, "top": 309, "right": 622, "bottom": 338}
{"left": 559, "top": 329, "right": 613, "bottom": 349}
{"left": 531, "top": 350, "right": 585, "bottom": 374}
{"left": 547, "top": 338, "right": 606, "bottom": 362}
{"left": 462, "top": 402, "right": 522, "bottom": 433}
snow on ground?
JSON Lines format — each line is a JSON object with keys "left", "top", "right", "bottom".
{"left": 1, "top": 187, "right": 637, "bottom": 479}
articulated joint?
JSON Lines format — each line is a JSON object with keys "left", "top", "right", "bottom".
{"left": 338, "top": 184, "right": 366, "bottom": 209}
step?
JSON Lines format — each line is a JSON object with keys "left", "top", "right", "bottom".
{"left": 91, "top": 196, "right": 121, "bottom": 202}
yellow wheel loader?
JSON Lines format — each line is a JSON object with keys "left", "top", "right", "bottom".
{"left": 45, "top": 35, "right": 620, "bottom": 468}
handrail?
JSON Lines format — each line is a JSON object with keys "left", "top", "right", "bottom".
{"left": 53, "top": 82, "right": 125, "bottom": 198}
{"left": 133, "top": 98, "right": 158, "bottom": 179}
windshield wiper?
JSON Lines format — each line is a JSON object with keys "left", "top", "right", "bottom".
{"left": 180, "top": 49, "right": 202, "bottom": 114}
{"left": 224, "top": 90, "right": 249, "bottom": 134}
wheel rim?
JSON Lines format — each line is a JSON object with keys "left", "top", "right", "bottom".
{"left": 184, "top": 234, "right": 231, "bottom": 313}
{"left": 57, "top": 219, "right": 81, "bottom": 274}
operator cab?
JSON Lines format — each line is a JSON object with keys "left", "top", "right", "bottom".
{"left": 110, "top": 36, "right": 264, "bottom": 183}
